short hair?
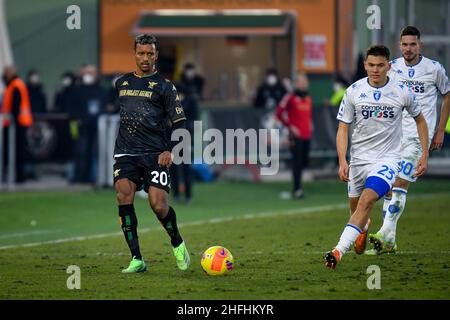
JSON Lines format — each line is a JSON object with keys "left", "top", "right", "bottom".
{"left": 400, "top": 26, "right": 421, "bottom": 39}
{"left": 365, "top": 45, "right": 390, "bottom": 60}
{"left": 134, "top": 34, "right": 158, "bottom": 50}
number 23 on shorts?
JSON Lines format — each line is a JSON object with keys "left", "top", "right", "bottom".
{"left": 376, "top": 164, "right": 397, "bottom": 181}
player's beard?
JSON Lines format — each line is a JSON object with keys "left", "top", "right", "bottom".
{"left": 403, "top": 53, "right": 417, "bottom": 63}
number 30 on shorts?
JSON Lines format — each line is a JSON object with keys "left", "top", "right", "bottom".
{"left": 376, "top": 165, "right": 397, "bottom": 181}
{"left": 151, "top": 170, "right": 168, "bottom": 186}
{"left": 399, "top": 160, "right": 414, "bottom": 176}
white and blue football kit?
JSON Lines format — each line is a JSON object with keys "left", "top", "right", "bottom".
{"left": 337, "top": 76, "right": 421, "bottom": 198}
{"left": 390, "top": 55, "right": 450, "bottom": 182}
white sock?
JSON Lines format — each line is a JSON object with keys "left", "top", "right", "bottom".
{"left": 335, "top": 224, "right": 362, "bottom": 256}
{"left": 382, "top": 196, "right": 392, "bottom": 220}
{"left": 379, "top": 188, "right": 407, "bottom": 243}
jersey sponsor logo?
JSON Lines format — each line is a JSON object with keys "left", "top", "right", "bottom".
{"left": 121, "top": 81, "right": 129, "bottom": 86}
{"left": 400, "top": 80, "right": 425, "bottom": 93}
{"left": 361, "top": 105, "right": 395, "bottom": 119}
{"left": 119, "top": 89, "right": 153, "bottom": 98}
{"left": 408, "top": 69, "right": 415, "bottom": 78}
{"left": 373, "top": 91, "right": 381, "bottom": 101}
{"left": 175, "top": 106, "right": 184, "bottom": 114}
{"left": 114, "top": 169, "right": 121, "bottom": 177}
{"left": 396, "top": 69, "right": 403, "bottom": 74}
{"left": 148, "top": 81, "right": 157, "bottom": 89}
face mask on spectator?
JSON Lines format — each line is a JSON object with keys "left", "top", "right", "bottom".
{"left": 62, "top": 77, "right": 72, "bottom": 87}
{"left": 82, "top": 74, "right": 95, "bottom": 85}
{"left": 333, "top": 82, "right": 343, "bottom": 92}
{"left": 184, "top": 68, "right": 195, "bottom": 79}
{"left": 266, "top": 74, "right": 277, "bottom": 86}
{"left": 29, "top": 74, "right": 41, "bottom": 85}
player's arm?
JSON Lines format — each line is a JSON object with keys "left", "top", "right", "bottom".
{"left": 159, "top": 81, "right": 187, "bottom": 167}
{"left": 335, "top": 89, "right": 354, "bottom": 182}
{"left": 430, "top": 93, "right": 450, "bottom": 150}
{"left": 336, "top": 121, "right": 350, "bottom": 182}
{"left": 431, "top": 63, "right": 450, "bottom": 150}
{"left": 413, "top": 113, "right": 429, "bottom": 177}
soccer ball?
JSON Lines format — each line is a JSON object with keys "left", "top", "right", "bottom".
{"left": 200, "top": 246, "right": 234, "bottom": 276}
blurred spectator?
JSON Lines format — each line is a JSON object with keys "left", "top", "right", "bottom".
{"left": 72, "top": 64, "right": 108, "bottom": 183}
{"left": 171, "top": 66, "right": 201, "bottom": 203}
{"left": 104, "top": 74, "right": 122, "bottom": 114}
{"left": 53, "top": 71, "right": 77, "bottom": 113}
{"left": 26, "top": 70, "right": 47, "bottom": 113}
{"left": 1, "top": 65, "right": 33, "bottom": 183}
{"left": 324, "top": 74, "right": 349, "bottom": 109}
{"left": 53, "top": 71, "right": 78, "bottom": 181}
{"left": 276, "top": 72, "right": 313, "bottom": 199}
{"left": 180, "top": 63, "right": 205, "bottom": 101}
{"left": 352, "top": 52, "right": 366, "bottom": 82}
{"left": 323, "top": 74, "right": 349, "bottom": 168}
{"left": 445, "top": 117, "right": 450, "bottom": 149}
{"left": 254, "top": 68, "right": 286, "bottom": 111}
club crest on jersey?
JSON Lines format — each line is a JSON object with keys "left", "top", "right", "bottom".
{"left": 373, "top": 91, "right": 381, "bottom": 101}
{"left": 148, "top": 81, "right": 157, "bottom": 89}
{"left": 408, "top": 69, "right": 415, "bottom": 78}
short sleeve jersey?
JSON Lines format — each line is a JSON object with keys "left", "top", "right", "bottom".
{"left": 389, "top": 55, "right": 450, "bottom": 140}
{"left": 337, "top": 76, "right": 421, "bottom": 165}
{"left": 114, "top": 71, "right": 186, "bottom": 156}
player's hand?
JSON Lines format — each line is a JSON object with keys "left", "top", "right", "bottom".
{"left": 338, "top": 161, "right": 349, "bottom": 182}
{"left": 282, "top": 77, "right": 293, "bottom": 93}
{"left": 158, "top": 151, "right": 172, "bottom": 168}
{"left": 414, "top": 153, "right": 428, "bottom": 177}
{"left": 289, "top": 125, "right": 300, "bottom": 138}
{"left": 430, "top": 131, "right": 444, "bottom": 151}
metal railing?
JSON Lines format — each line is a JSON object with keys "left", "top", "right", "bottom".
{"left": 97, "top": 114, "right": 120, "bottom": 187}
{"left": 0, "top": 114, "right": 16, "bottom": 190}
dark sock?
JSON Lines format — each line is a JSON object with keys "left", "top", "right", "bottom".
{"left": 158, "top": 206, "right": 183, "bottom": 247}
{"left": 118, "top": 204, "right": 142, "bottom": 260}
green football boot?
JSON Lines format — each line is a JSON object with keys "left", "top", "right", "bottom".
{"left": 173, "top": 241, "right": 190, "bottom": 271}
{"left": 122, "top": 256, "right": 147, "bottom": 273}
{"left": 367, "top": 232, "right": 397, "bottom": 255}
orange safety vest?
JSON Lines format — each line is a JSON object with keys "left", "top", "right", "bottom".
{"left": 1, "top": 77, "right": 33, "bottom": 127}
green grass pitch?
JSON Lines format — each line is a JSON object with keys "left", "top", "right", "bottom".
{"left": 0, "top": 179, "right": 449, "bottom": 299}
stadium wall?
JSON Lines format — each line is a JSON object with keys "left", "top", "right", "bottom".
{"left": 5, "top": 0, "right": 99, "bottom": 110}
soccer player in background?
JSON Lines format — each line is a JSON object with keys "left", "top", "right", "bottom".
{"left": 324, "top": 45, "right": 429, "bottom": 269}
{"left": 113, "top": 34, "right": 190, "bottom": 273}
{"left": 367, "top": 26, "right": 450, "bottom": 255}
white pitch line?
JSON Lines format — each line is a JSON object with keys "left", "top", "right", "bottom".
{"left": 0, "top": 203, "right": 348, "bottom": 251}
{"left": 0, "top": 191, "right": 447, "bottom": 251}
{"left": 0, "top": 229, "right": 63, "bottom": 239}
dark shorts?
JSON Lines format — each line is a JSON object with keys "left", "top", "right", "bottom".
{"left": 113, "top": 154, "right": 170, "bottom": 193}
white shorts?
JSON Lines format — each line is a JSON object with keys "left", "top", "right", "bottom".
{"left": 398, "top": 137, "right": 423, "bottom": 183}
{"left": 348, "top": 159, "right": 400, "bottom": 198}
